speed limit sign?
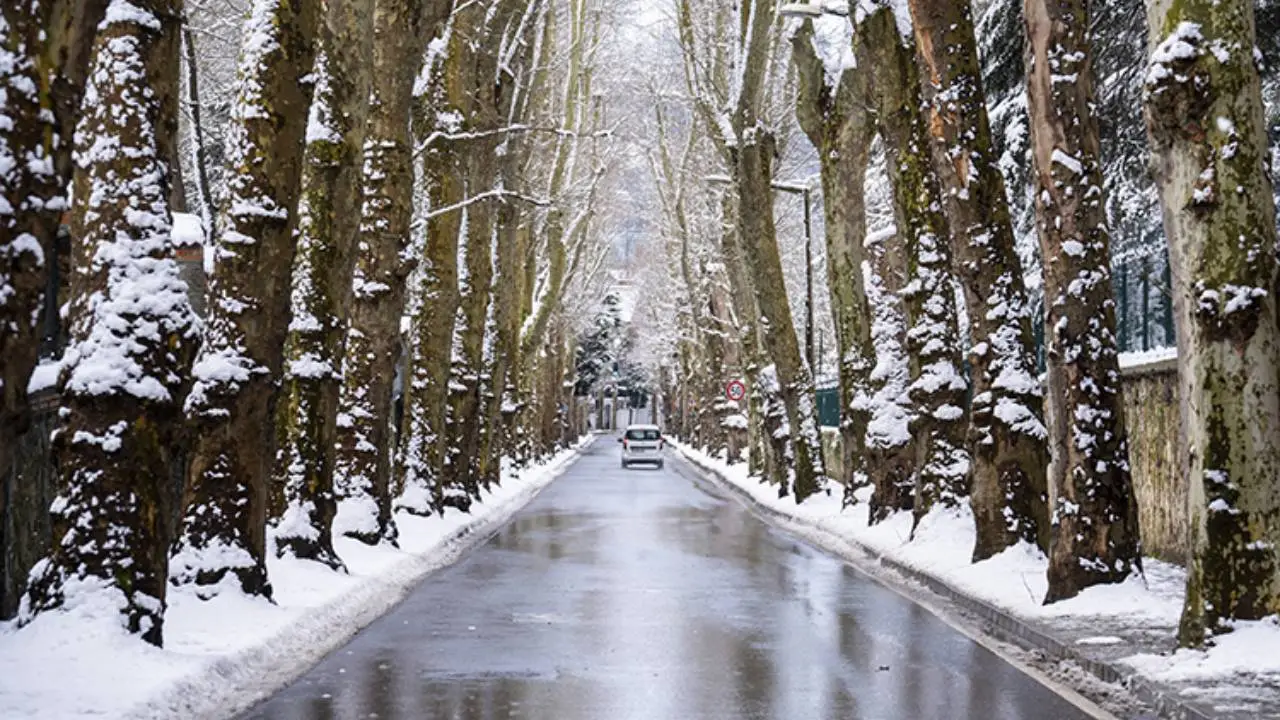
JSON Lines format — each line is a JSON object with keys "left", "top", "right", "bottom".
{"left": 725, "top": 379, "right": 747, "bottom": 402}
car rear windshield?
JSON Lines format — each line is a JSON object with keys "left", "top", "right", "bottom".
{"left": 626, "top": 429, "right": 660, "bottom": 441}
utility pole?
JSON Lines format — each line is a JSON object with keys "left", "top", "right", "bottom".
{"left": 802, "top": 187, "right": 815, "bottom": 374}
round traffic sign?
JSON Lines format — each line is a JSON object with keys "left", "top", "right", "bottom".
{"left": 725, "top": 379, "right": 747, "bottom": 402}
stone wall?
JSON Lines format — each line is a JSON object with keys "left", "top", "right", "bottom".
{"left": 818, "top": 357, "right": 1187, "bottom": 564}
{"left": 1118, "top": 357, "right": 1185, "bottom": 564}
{"left": 2, "top": 389, "right": 58, "bottom": 618}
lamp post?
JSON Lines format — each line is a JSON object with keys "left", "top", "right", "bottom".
{"left": 704, "top": 175, "right": 818, "bottom": 376}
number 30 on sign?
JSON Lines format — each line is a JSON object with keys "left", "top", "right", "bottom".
{"left": 725, "top": 379, "right": 746, "bottom": 402}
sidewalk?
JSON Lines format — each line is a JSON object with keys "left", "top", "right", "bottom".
{"left": 675, "top": 443, "right": 1280, "bottom": 720}
{"left": 0, "top": 439, "right": 589, "bottom": 720}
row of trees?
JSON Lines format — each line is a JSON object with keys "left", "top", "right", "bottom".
{"left": 1, "top": 0, "right": 616, "bottom": 646}
{"left": 649, "top": 0, "right": 1280, "bottom": 647}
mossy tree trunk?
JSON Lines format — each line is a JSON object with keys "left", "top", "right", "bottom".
{"left": 397, "top": 32, "right": 466, "bottom": 516}
{"left": 907, "top": 0, "right": 1052, "bottom": 558}
{"left": 790, "top": 20, "right": 877, "bottom": 499}
{"left": 729, "top": 0, "right": 825, "bottom": 502}
{"left": 858, "top": 7, "right": 972, "bottom": 530}
{"left": 333, "top": 0, "right": 453, "bottom": 547}
{"left": 273, "top": 0, "right": 376, "bottom": 567}
{"left": 1024, "top": 0, "right": 1141, "bottom": 603}
{"left": 173, "top": 0, "right": 319, "bottom": 598}
{"left": 1143, "top": 0, "right": 1280, "bottom": 645}
{"left": 23, "top": 0, "right": 197, "bottom": 646}
{"left": 444, "top": 0, "right": 534, "bottom": 503}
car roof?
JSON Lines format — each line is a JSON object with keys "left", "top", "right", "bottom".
{"left": 625, "top": 424, "right": 661, "bottom": 431}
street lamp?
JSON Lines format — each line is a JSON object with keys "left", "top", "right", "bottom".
{"left": 704, "top": 174, "right": 818, "bottom": 376}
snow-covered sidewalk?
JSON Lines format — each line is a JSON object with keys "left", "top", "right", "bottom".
{"left": 0, "top": 440, "right": 587, "bottom": 720}
{"left": 676, "top": 442, "right": 1280, "bottom": 720}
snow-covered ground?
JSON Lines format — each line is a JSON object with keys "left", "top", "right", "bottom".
{"left": 676, "top": 442, "right": 1280, "bottom": 719}
{"left": 0, "top": 441, "right": 586, "bottom": 720}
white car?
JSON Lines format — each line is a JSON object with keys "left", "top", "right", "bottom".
{"left": 618, "top": 424, "right": 665, "bottom": 469}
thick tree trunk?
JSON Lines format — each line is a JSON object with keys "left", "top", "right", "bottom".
{"left": 397, "top": 50, "right": 464, "bottom": 515}
{"left": 335, "top": 0, "right": 453, "bottom": 545}
{"left": 863, "top": 224, "right": 917, "bottom": 522}
{"left": 907, "top": 0, "right": 1052, "bottom": 558}
{"left": 858, "top": 8, "right": 972, "bottom": 530}
{"left": 23, "top": 0, "right": 196, "bottom": 646}
{"left": 1143, "top": 0, "right": 1280, "bottom": 645}
{"left": 1024, "top": 0, "right": 1141, "bottom": 603}
{"left": 172, "top": 0, "right": 319, "bottom": 598}
{"left": 273, "top": 0, "right": 376, "bottom": 567}
{"left": 731, "top": 0, "right": 825, "bottom": 502}
{"left": 0, "top": 0, "right": 108, "bottom": 545}
{"left": 791, "top": 21, "right": 876, "bottom": 498}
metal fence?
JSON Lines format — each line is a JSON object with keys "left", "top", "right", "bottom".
{"left": 815, "top": 247, "right": 1177, "bottom": 429}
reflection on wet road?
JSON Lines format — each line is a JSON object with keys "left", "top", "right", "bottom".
{"left": 240, "top": 438, "right": 1095, "bottom": 720}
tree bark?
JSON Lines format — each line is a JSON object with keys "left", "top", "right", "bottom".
{"left": 334, "top": 0, "right": 452, "bottom": 546}
{"left": 790, "top": 20, "right": 876, "bottom": 500}
{"left": 1024, "top": 0, "right": 1142, "bottom": 603}
{"left": 1143, "top": 0, "right": 1280, "bottom": 645}
{"left": 23, "top": 0, "right": 196, "bottom": 646}
{"left": 854, "top": 8, "right": 972, "bottom": 530}
{"left": 397, "top": 29, "right": 467, "bottom": 515}
{"left": 907, "top": 0, "right": 1052, "bottom": 558}
{"left": 273, "top": 0, "right": 376, "bottom": 567}
{"left": 172, "top": 0, "right": 319, "bottom": 598}
{"left": 730, "top": 0, "right": 826, "bottom": 502}
{"left": 0, "top": 0, "right": 108, "bottom": 544}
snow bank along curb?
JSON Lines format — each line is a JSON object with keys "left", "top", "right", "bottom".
{"left": 0, "top": 440, "right": 588, "bottom": 720}
{"left": 674, "top": 447, "right": 1218, "bottom": 720}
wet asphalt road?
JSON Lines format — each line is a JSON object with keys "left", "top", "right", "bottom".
{"left": 239, "top": 437, "right": 1096, "bottom": 720}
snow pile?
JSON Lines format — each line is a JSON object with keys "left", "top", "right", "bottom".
{"left": 674, "top": 441, "right": 1279, "bottom": 714}
{"left": 0, "top": 441, "right": 585, "bottom": 720}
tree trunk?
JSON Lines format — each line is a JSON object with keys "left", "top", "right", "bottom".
{"left": 0, "top": 0, "right": 109, "bottom": 546}
{"left": 863, "top": 225, "right": 917, "bottom": 522}
{"left": 335, "top": 0, "right": 453, "bottom": 546}
{"left": 730, "top": 0, "right": 825, "bottom": 503}
{"left": 180, "top": 24, "right": 216, "bottom": 236}
{"left": 1143, "top": 0, "right": 1280, "bottom": 645}
{"left": 907, "top": 0, "right": 1052, "bottom": 558}
{"left": 273, "top": 0, "right": 376, "bottom": 567}
{"left": 790, "top": 20, "right": 876, "bottom": 498}
{"left": 858, "top": 8, "right": 972, "bottom": 530}
{"left": 397, "top": 48, "right": 465, "bottom": 515}
{"left": 23, "top": 0, "right": 197, "bottom": 646}
{"left": 1024, "top": 0, "right": 1141, "bottom": 603}
{"left": 172, "top": 0, "right": 319, "bottom": 598}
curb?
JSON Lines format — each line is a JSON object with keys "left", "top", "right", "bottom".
{"left": 675, "top": 448, "right": 1218, "bottom": 720}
